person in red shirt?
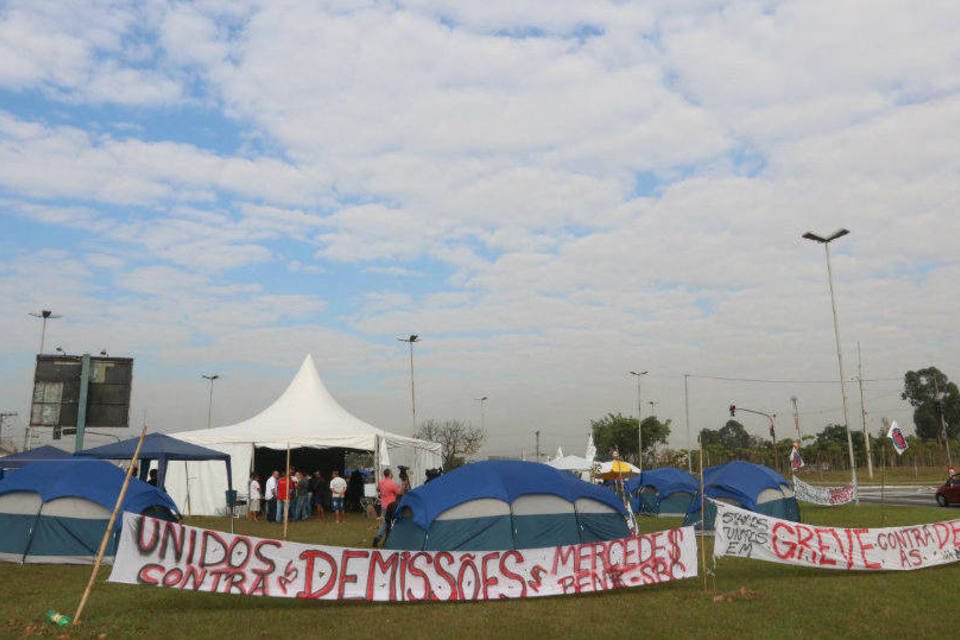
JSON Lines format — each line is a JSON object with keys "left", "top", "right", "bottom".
{"left": 276, "top": 473, "right": 290, "bottom": 523}
{"left": 372, "top": 468, "right": 405, "bottom": 546}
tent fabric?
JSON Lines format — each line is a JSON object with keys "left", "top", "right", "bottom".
{"left": 625, "top": 468, "right": 698, "bottom": 516}
{"left": 0, "top": 460, "right": 179, "bottom": 564}
{"left": 682, "top": 461, "right": 799, "bottom": 531}
{"left": 0, "top": 460, "right": 180, "bottom": 515}
{"left": 0, "top": 445, "right": 70, "bottom": 469}
{"left": 546, "top": 454, "right": 594, "bottom": 472}
{"left": 163, "top": 355, "right": 442, "bottom": 515}
{"left": 75, "top": 432, "right": 233, "bottom": 494}
{"left": 386, "top": 461, "right": 630, "bottom": 551}
{"left": 396, "top": 460, "right": 627, "bottom": 531}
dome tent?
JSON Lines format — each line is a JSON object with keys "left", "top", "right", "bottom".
{"left": 683, "top": 461, "right": 799, "bottom": 532}
{"left": 386, "top": 460, "right": 630, "bottom": 551}
{"left": 0, "top": 460, "right": 179, "bottom": 564}
{"left": 625, "top": 468, "right": 698, "bottom": 516}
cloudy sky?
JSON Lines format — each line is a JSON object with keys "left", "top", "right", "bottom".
{"left": 1, "top": 0, "right": 957, "bottom": 457}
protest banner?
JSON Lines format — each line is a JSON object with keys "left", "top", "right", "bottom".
{"left": 791, "top": 476, "right": 857, "bottom": 506}
{"left": 713, "top": 501, "right": 960, "bottom": 571}
{"left": 109, "top": 513, "right": 698, "bottom": 601}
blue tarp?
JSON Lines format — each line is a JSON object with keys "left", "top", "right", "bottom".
{"left": 397, "top": 460, "right": 627, "bottom": 531}
{"left": 76, "top": 432, "right": 232, "bottom": 493}
{"left": 625, "top": 468, "right": 697, "bottom": 515}
{"left": 683, "top": 461, "right": 799, "bottom": 530}
{"left": 0, "top": 445, "right": 70, "bottom": 470}
{"left": 0, "top": 459, "right": 180, "bottom": 516}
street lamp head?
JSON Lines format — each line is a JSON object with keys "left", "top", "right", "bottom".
{"left": 397, "top": 334, "right": 420, "bottom": 343}
{"left": 29, "top": 309, "right": 63, "bottom": 319}
{"left": 802, "top": 229, "right": 850, "bottom": 244}
{"left": 202, "top": 374, "right": 220, "bottom": 381}
{"left": 479, "top": 396, "right": 488, "bottom": 401}
{"left": 55, "top": 346, "right": 64, "bottom": 354}
{"left": 629, "top": 370, "right": 649, "bottom": 376}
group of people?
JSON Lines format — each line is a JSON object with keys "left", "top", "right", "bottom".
{"left": 245, "top": 465, "right": 411, "bottom": 544}
{"left": 247, "top": 469, "right": 350, "bottom": 523}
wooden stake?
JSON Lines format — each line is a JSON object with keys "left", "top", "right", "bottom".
{"left": 74, "top": 423, "right": 148, "bottom": 626}
{"left": 283, "top": 441, "right": 291, "bottom": 540}
{"left": 698, "top": 440, "right": 707, "bottom": 591}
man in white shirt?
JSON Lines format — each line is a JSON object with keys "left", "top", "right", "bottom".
{"left": 329, "top": 470, "right": 348, "bottom": 525}
{"left": 247, "top": 473, "right": 262, "bottom": 521}
{"left": 264, "top": 470, "right": 279, "bottom": 523}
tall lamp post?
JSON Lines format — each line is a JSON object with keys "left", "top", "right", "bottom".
{"left": 398, "top": 335, "right": 420, "bottom": 434}
{"left": 201, "top": 374, "right": 220, "bottom": 429}
{"left": 476, "top": 396, "right": 488, "bottom": 432}
{"left": 629, "top": 370, "right": 648, "bottom": 472}
{"left": 802, "top": 228, "right": 858, "bottom": 489}
{"left": 29, "top": 309, "right": 62, "bottom": 354}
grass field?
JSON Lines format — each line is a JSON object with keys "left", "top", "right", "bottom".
{"left": 798, "top": 465, "right": 949, "bottom": 485}
{"left": 2, "top": 504, "right": 958, "bottom": 640}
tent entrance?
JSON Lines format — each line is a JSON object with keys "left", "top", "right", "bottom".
{"left": 253, "top": 446, "right": 363, "bottom": 482}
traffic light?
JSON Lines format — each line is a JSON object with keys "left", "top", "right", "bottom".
{"left": 729, "top": 404, "right": 736, "bottom": 417}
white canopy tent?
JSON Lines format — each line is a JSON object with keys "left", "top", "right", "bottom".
{"left": 546, "top": 455, "right": 595, "bottom": 472}
{"left": 164, "top": 355, "right": 442, "bottom": 515}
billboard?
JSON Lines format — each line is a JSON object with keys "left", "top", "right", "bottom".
{"left": 30, "top": 354, "right": 133, "bottom": 437}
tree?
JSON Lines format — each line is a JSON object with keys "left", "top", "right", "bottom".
{"left": 590, "top": 412, "right": 671, "bottom": 465}
{"left": 718, "top": 420, "right": 751, "bottom": 451}
{"left": 415, "top": 419, "right": 485, "bottom": 470}
{"left": 902, "top": 367, "right": 960, "bottom": 441}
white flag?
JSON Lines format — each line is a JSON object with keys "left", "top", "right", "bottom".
{"left": 886, "top": 421, "right": 909, "bottom": 455}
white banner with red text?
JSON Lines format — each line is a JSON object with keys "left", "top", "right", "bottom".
{"left": 713, "top": 501, "right": 960, "bottom": 571}
{"left": 791, "top": 476, "right": 857, "bottom": 506}
{"left": 108, "top": 513, "right": 698, "bottom": 601}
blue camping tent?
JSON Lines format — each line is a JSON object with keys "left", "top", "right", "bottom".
{"left": 682, "top": 461, "right": 799, "bottom": 531}
{"left": 385, "top": 460, "right": 630, "bottom": 551}
{"left": 625, "top": 468, "right": 698, "bottom": 516}
{"left": 0, "top": 446, "right": 71, "bottom": 480}
{"left": 0, "top": 459, "right": 180, "bottom": 564}
{"left": 76, "top": 432, "right": 232, "bottom": 494}
{"left": 0, "top": 446, "right": 71, "bottom": 470}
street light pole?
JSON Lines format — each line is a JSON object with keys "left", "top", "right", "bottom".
{"left": 802, "top": 228, "right": 858, "bottom": 489}
{"left": 476, "top": 396, "right": 488, "bottom": 432}
{"left": 629, "top": 370, "right": 648, "bottom": 472}
{"left": 29, "top": 309, "right": 62, "bottom": 354}
{"left": 201, "top": 374, "right": 220, "bottom": 429}
{"left": 684, "top": 374, "right": 692, "bottom": 473}
{"left": 397, "top": 335, "right": 420, "bottom": 434}
{"left": 933, "top": 376, "right": 952, "bottom": 468}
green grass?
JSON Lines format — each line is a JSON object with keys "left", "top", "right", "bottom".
{"left": 799, "top": 465, "right": 947, "bottom": 485}
{"left": 2, "top": 505, "right": 958, "bottom": 639}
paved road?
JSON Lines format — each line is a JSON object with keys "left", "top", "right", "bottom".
{"left": 856, "top": 484, "right": 942, "bottom": 508}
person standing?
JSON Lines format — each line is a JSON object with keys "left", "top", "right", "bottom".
{"left": 276, "top": 472, "right": 290, "bottom": 523}
{"left": 248, "top": 473, "right": 262, "bottom": 521}
{"left": 372, "top": 468, "right": 404, "bottom": 546}
{"left": 265, "top": 470, "right": 279, "bottom": 523}
{"left": 310, "top": 471, "right": 325, "bottom": 519}
{"left": 296, "top": 471, "right": 312, "bottom": 520}
{"left": 329, "top": 470, "right": 347, "bottom": 525}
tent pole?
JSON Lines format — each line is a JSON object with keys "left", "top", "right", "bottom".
{"left": 698, "top": 440, "right": 706, "bottom": 592}
{"left": 283, "top": 441, "right": 291, "bottom": 540}
{"left": 74, "top": 423, "right": 148, "bottom": 626}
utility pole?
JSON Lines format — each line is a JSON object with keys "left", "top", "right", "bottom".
{"left": 0, "top": 412, "right": 18, "bottom": 449}
{"left": 684, "top": 374, "right": 692, "bottom": 473}
{"left": 535, "top": 429, "right": 541, "bottom": 463}
{"left": 629, "top": 370, "right": 647, "bottom": 472}
{"left": 933, "top": 376, "right": 952, "bottom": 468}
{"left": 476, "top": 396, "right": 488, "bottom": 433}
{"left": 802, "top": 229, "right": 857, "bottom": 489}
{"left": 856, "top": 343, "right": 874, "bottom": 479}
{"left": 790, "top": 396, "right": 800, "bottom": 440}
{"left": 202, "top": 374, "right": 220, "bottom": 429}
{"left": 397, "top": 335, "right": 420, "bottom": 434}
